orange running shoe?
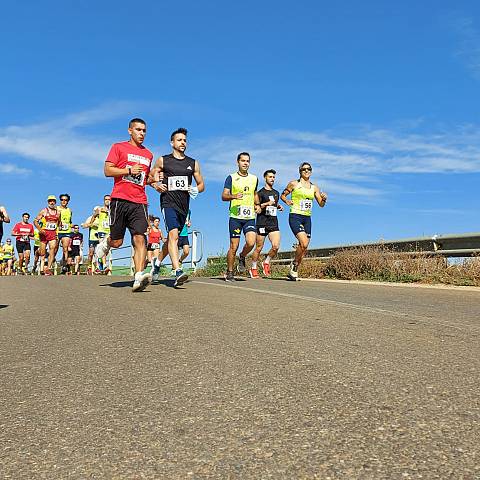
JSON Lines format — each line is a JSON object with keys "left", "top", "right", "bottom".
{"left": 249, "top": 267, "right": 260, "bottom": 278}
{"left": 262, "top": 261, "right": 271, "bottom": 277}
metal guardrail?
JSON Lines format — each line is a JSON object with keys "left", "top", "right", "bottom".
{"left": 208, "top": 232, "right": 480, "bottom": 265}
{"left": 109, "top": 229, "right": 204, "bottom": 274}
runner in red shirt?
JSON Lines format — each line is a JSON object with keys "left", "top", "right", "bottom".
{"left": 146, "top": 216, "right": 164, "bottom": 271}
{"left": 12, "top": 212, "right": 35, "bottom": 273}
{"left": 95, "top": 118, "right": 153, "bottom": 292}
{"left": 34, "top": 195, "right": 60, "bottom": 275}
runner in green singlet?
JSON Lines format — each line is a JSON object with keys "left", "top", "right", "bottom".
{"left": 280, "top": 162, "right": 328, "bottom": 281}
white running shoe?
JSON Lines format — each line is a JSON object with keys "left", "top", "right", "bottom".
{"left": 132, "top": 271, "right": 152, "bottom": 292}
{"left": 152, "top": 260, "right": 161, "bottom": 282}
{"left": 288, "top": 262, "right": 299, "bottom": 281}
{"left": 95, "top": 236, "right": 110, "bottom": 260}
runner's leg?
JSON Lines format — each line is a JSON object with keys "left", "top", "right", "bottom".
{"left": 266, "top": 230, "right": 280, "bottom": 260}
{"left": 227, "top": 237, "right": 240, "bottom": 272}
{"left": 294, "top": 232, "right": 310, "bottom": 267}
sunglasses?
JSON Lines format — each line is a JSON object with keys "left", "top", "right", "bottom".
{"left": 301, "top": 167, "right": 312, "bottom": 172}
{"left": 48, "top": 200, "right": 56, "bottom": 203}
{"left": 61, "top": 198, "right": 69, "bottom": 201}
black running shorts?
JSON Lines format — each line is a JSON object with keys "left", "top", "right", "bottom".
{"left": 109, "top": 198, "right": 149, "bottom": 241}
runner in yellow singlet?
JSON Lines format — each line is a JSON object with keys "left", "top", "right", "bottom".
{"left": 56, "top": 194, "right": 73, "bottom": 274}
{"left": 89, "top": 195, "right": 111, "bottom": 273}
{"left": 0, "top": 242, "right": 4, "bottom": 275}
{"left": 82, "top": 211, "right": 100, "bottom": 275}
{"left": 280, "top": 162, "right": 328, "bottom": 281}
{"left": 32, "top": 228, "right": 42, "bottom": 275}
{"left": 3, "top": 238, "right": 15, "bottom": 276}
{"left": 221, "top": 152, "right": 260, "bottom": 281}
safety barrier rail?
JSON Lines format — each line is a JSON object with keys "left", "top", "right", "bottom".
{"left": 207, "top": 232, "right": 480, "bottom": 265}
{"left": 109, "top": 229, "right": 204, "bottom": 275}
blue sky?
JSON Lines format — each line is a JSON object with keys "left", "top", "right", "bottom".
{"left": 1, "top": 0, "right": 480, "bottom": 258}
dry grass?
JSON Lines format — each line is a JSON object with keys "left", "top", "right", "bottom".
{"left": 291, "top": 246, "right": 480, "bottom": 286}
{"left": 199, "top": 246, "right": 480, "bottom": 286}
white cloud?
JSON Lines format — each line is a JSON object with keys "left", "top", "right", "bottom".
{"left": 2, "top": 103, "right": 480, "bottom": 201}
{"left": 0, "top": 101, "right": 168, "bottom": 177}
{"left": 195, "top": 125, "right": 480, "bottom": 200}
{"left": 450, "top": 15, "right": 480, "bottom": 79}
{"left": 0, "top": 163, "right": 31, "bottom": 175}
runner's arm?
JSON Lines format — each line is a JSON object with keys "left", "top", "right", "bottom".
{"left": 254, "top": 192, "right": 262, "bottom": 214}
{"left": 0, "top": 206, "right": 10, "bottom": 223}
{"left": 193, "top": 161, "right": 205, "bottom": 192}
{"left": 104, "top": 161, "right": 138, "bottom": 178}
{"left": 222, "top": 175, "right": 242, "bottom": 201}
{"left": 280, "top": 181, "right": 296, "bottom": 206}
{"left": 81, "top": 215, "right": 93, "bottom": 229}
{"left": 33, "top": 210, "right": 45, "bottom": 231}
{"left": 314, "top": 185, "right": 327, "bottom": 207}
{"left": 148, "top": 157, "right": 167, "bottom": 192}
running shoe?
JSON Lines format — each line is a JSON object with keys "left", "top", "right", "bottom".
{"left": 287, "top": 262, "right": 298, "bottom": 281}
{"left": 261, "top": 261, "right": 271, "bottom": 277}
{"left": 249, "top": 267, "right": 260, "bottom": 278}
{"left": 97, "top": 257, "right": 104, "bottom": 271}
{"left": 174, "top": 269, "right": 189, "bottom": 287}
{"left": 95, "top": 236, "right": 110, "bottom": 260}
{"left": 237, "top": 256, "right": 247, "bottom": 273}
{"left": 87, "top": 266, "right": 92, "bottom": 276}
{"left": 44, "top": 268, "right": 52, "bottom": 276}
{"left": 152, "top": 261, "right": 161, "bottom": 282}
{"left": 132, "top": 271, "right": 152, "bottom": 292}
{"left": 224, "top": 270, "right": 235, "bottom": 282}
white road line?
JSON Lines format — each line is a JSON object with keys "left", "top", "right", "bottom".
{"left": 194, "top": 280, "right": 477, "bottom": 332}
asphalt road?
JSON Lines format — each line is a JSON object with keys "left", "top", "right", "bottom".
{"left": 1, "top": 276, "right": 479, "bottom": 479}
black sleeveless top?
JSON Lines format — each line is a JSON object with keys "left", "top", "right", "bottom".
{"left": 160, "top": 153, "right": 196, "bottom": 215}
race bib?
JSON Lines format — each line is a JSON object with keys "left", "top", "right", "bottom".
{"left": 45, "top": 222, "right": 57, "bottom": 231}
{"left": 72, "top": 239, "right": 81, "bottom": 246}
{"left": 123, "top": 170, "right": 146, "bottom": 186}
{"left": 60, "top": 223, "right": 69, "bottom": 231}
{"left": 300, "top": 199, "right": 313, "bottom": 212}
{"left": 20, "top": 235, "right": 30, "bottom": 242}
{"left": 102, "top": 220, "right": 109, "bottom": 229}
{"left": 266, "top": 206, "right": 277, "bottom": 216}
{"left": 168, "top": 176, "right": 188, "bottom": 191}
{"left": 150, "top": 243, "right": 160, "bottom": 249}
{"left": 237, "top": 205, "right": 253, "bottom": 218}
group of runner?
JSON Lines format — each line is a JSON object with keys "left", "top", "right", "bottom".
{"left": 222, "top": 153, "right": 327, "bottom": 281}
{"left": 0, "top": 117, "right": 327, "bottom": 289}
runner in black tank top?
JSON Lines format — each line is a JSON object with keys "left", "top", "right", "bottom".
{"left": 160, "top": 153, "right": 195, "bottom": 217}
{"left": 149, "top": 128, "right": 205, "bottom": 287}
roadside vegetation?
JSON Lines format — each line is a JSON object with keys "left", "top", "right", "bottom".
{"left": 199, "top": 247, "right": 480, "bottom": 287}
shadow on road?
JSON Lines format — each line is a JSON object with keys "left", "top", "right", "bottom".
{"left": 100, "top": 279, "right": 189, "bottom": 290}
{"left": 0, "top": 305, "right": 8, "bottom": 309}
{"left": 209, "top": 276, "right": 248, "bottom": 282}
{"left": 100, "top": 281, "right": 133, "bottom": 288}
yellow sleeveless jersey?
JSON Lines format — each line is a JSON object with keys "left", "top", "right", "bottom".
{"left": 89, "top": 217, "right": 99, "bottom": 241}
{"left": 34, "top": 230, "right": 41, "bottom": 247}
{"left": 58, "top": 207, "right": 72, "bottom": 234}
{"left": 228, "top": 172, "right": 258, "bottom": 220}
{"left": 97, "top": 209, "right": 110, "bottom": 235}
{"left": 290, "top": 182, "right": 315, "bottom": 216}
{"left": 3, "top": 244, "right": 14, "bottom": 259}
